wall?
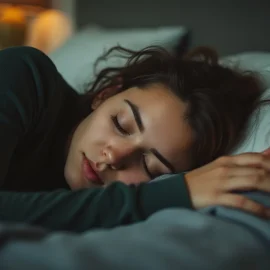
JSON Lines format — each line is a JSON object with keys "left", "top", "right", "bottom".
{"left": 52, "top": 0, "right": 76, "bottom": 29}
{"left": 75, "top": 0, "right": 270, "bottom": 55}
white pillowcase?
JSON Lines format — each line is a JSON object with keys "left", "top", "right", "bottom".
{"left": 231, "top": 88, "right": 270, "bottom": 154}
{"left": 221, "top": 53, "right": 270, "bottom": 154}
{"left": 50, "top": 25, "right": 188, "bottom": 92}
{"left": 221, "top": 52, "right": 270, "bottom": 88}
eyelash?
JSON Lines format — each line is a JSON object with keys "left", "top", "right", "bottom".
{"left": 142, "top": 154, "right": 154, "bottom": 179}
{"left": 111, "top": 114, "right": 130, "bottom": 136}
{"left": 111, "top": 114, "right": 153, "bottom": 179}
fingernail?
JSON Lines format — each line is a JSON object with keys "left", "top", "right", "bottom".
{"left": 262, "top": 147, "right": 270, "bottom": 155}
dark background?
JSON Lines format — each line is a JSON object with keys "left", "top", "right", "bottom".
{"left": 74, "top": 0, "right": 270, "bottom": 55}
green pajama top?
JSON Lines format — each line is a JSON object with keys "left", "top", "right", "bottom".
{"left": 0, "top": 46, "right": 192, "bottom": 232}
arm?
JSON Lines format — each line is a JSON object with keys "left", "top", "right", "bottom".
{"left": 0, "top": 46, "right": 76, "bottom": 190}
{"left": 0, "top": 46, "right": 193, "bottom": 230}
{"left": 0, "top": 174, "right": 192, "bottom": 232}
{"left": 0, "top": 192, "right": 269, "bottom": 270}
{"left": 0, "top": 46, "right": 38, "bottom": 183}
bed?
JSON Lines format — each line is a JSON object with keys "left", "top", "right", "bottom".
{"left": 4, "top": 2, "right": 267, "bottom": 269}
{"left": 49, "top": 19, "right": 270, "bottom": 156}
{"left": 51, "top": 0, "right": 270, "bottom": 90}
{"left": 2, "top": 48, "right": 270, "bottom": 270}
{"left": 47, "top": 30, "right": 270, "bottom": 270}
{"left": 50, "top": 25, "right": 190, "bottom": 91}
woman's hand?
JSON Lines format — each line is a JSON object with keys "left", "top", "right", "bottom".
{"left": 184, "top": 151, "right": 270, "bottom": 218}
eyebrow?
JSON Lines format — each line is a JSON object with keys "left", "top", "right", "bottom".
{"left": 124, "top": 99, "right": 144, "bottom": 132}
{"left": 124, "top": 99, "right": 176, "bottom": 174}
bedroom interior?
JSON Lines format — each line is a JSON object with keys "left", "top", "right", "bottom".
{"left": 2, "top": 1, "right": 270, "bottom": 54}
{"left": 50, "top": 0, "right": 270, "bottom": 185}
{"left": 2, "top": 0, "right": 267, "bottom": 164}
{"left": 0, "top": 0, "right": 270, "bottom": 174}
{"left": 49, "top": 1, "right": 270, "bottom": 91}
{"left": 0, "top": 2, "right": 269, "bottom": 269}
{"left": 52, "top": 0, "right": 270, "bottom": 200}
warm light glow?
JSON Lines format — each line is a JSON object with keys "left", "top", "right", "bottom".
{"left": 26, "top": 9, "right": 73, "bottom": 54}
{"left": 0, "top": 5, "right": 26, "bottom": 24}
{"left": 0, "top": 5, "right": 27, "bottom": 48}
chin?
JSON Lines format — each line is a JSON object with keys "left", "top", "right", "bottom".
{"left": 65, "top": 178, "right": 79, "bottom": 190}
{"left": 69, "top": 178, "right": 88, "bottom": 190}
{"left": 64, "top": 171, "right": 81, "bottom": 190}
{"left": 64, "top": 165, "right": 82, "bottom": 190}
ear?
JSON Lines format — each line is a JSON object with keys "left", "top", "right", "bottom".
{"left": 91, "top": 84, "right": 122, "bottom": 110}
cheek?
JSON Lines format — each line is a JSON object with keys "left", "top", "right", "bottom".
{"left": 82, "top": 114, "right": 112, "bottom": 146}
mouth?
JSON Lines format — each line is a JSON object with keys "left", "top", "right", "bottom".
{"left": 82, "top": 153, "right": 104, "bottom": 186}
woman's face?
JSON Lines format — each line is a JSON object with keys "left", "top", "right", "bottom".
{"left": 65, "top": 83, "right": 193, "bottom": 190}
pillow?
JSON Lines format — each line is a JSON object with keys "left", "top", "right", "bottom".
{"left": 221, "top": 52, "right": 270, "bottom": 88}
{"left": 49, "top": 26, "right": 189, "bottom": 92}
{"left": 231, "top": 88, "right": 270, "bottom": 154}
{"left": 221, "top": 52, "right": 270, "bottom": 154}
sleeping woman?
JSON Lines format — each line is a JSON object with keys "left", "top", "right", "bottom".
{"left": 0, "top": 45, "right": 269, "bottom": 232}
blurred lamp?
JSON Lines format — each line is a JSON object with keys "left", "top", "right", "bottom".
{"left": 26, "top": 9, "right": 73, "bottom": 54}
{"left": 0, "top": 1, "right": 50, "bottom": 48}
{"left": 0, "top": 0, "right": 73, "bottom": 53}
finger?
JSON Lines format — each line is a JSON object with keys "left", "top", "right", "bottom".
{"left": 224, "top": 173, "right": 270, "bottom": 193}
{"left": 216, "top": 154, "right": 261, "bottom": 167}
{"left": 217, "top": 194, "right": 270, "bottom": 218}
{"left": 229, "top": 153, "right": 270, "bottom": 171}
{"left": 225, "top": 166, "right": 265, "bottom": 177}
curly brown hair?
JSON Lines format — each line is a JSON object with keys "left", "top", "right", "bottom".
{"left": 78, "top": 45, "right": 267, "bottom": 170}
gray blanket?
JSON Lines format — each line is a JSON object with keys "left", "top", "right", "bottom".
{"left": 0, "top": 192, "right": 269, "bottom": 270}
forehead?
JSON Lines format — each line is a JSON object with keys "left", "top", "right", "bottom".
{"left": 119, "top": 84, "right": 184, "bottom": 110}
{"left": 118, "top": 84, "right": 193, "bottom": 170}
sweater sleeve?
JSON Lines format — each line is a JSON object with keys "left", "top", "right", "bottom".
{"left": 0, "top": 174, "right": 193, "bottom": 232}
{"left": 0, "top": 46, "right": 67, "bottom": 187}
{"left": 0, "top": 46, "right": 193, "bottom": 233}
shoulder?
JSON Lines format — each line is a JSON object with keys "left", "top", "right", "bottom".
{"left": 0, "top": 46, "right": 77, "bottom": 110}
{"left": 0, "top": 46, "right": 78, "bottom": 134}
{"left": 0, "top": 46, "right": 53, "bottom": 64}
{"left": 0, "top": 46, "right": 56, "bottom": 77}
{"left": 0, "top": 46, "right": 58, "bottom": 96}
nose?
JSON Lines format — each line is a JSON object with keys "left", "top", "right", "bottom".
{"left": 101, "top": 142, "right": 138, "bottom": 169}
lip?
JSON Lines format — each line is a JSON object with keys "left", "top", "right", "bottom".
{"left": 82, "top": 153, "right": 103, "bottom": 185}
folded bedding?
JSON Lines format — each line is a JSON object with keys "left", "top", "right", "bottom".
{"left": 0, "top": 187, "right": 269, "bottom": 270}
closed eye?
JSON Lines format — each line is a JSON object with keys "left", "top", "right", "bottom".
{"left": 142, "top": 155, "right": 153, "bottom": 179}
{"left": 142, "top": 154, "right": 165, "bottom": 180}
{"left": 111, "top": 115, "right": 130, "bottom": 135}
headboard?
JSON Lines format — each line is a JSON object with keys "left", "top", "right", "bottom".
{"left": 75, "top": 0, "right": 270, "bottom": 55}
